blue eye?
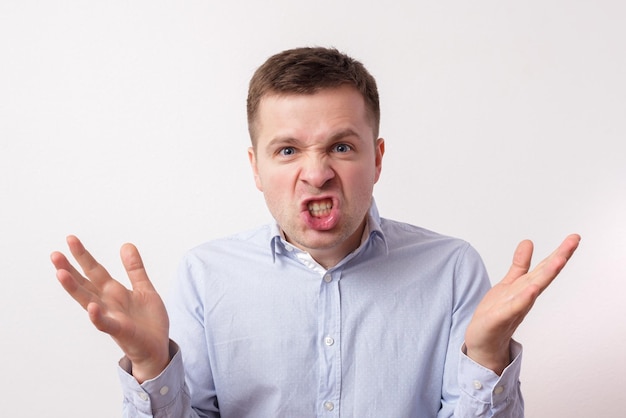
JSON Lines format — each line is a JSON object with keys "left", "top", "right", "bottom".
{"left": 279, "top": 147, "right": 296, "bottom": 156}
{"left": 333, "top": 143, "right": 352, "bottom": 153}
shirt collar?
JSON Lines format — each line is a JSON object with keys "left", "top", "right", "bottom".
{"left": 269, "top": 198, "right": 388, "bottom": 262}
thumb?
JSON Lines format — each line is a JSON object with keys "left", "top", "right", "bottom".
{"left": 500, "top": 239, "right": 534, "bottom": 285}
{"left": 120, "top": 243, "right": 155, "bottom": 292}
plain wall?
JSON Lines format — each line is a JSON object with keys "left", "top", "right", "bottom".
{"left": 1, "top": 1, "right": 624, "bottom": 416}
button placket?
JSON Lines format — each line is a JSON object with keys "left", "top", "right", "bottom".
{"left": 317, "top": 270, "right": 341, "bottom": 415}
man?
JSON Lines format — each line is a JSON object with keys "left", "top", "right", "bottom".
{"left": 51, "top": 47, "right": 580, "bottom": 417}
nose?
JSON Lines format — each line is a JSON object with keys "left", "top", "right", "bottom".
{"left": 299, "top": 155, "right": 335, "bottom": 189}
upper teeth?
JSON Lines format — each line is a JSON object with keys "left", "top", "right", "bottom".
{"left": 308, "top": 200, "right": 332, "bottom": 216}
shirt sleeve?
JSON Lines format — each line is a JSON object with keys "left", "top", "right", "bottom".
{"left": 438, "top": 243, "right": 524, "bottom": 417}
{"left": 455, "top": 340, "right": 524, "bottom": 417}
{"left": 117, "top": 340, "right": 200, "bottom": 418}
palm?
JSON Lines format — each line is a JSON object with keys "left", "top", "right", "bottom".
{"left": 51, "top": 235, "right": 170, "bottom": 382}
{"left": 465, "top": 234, "right": 580, "bottom": 374}
{"left": 91, "top": 271, "right": 168, "bottom": 362}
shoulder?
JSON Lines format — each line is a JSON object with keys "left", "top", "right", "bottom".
{"left": 181, "top": 224, "right": 274, "bottom": 265}
{"left": 379, "top": 217, "right": 470, "bottom": 252}
{"left": 376, "top": 217, "right": 486, "bottom": 273}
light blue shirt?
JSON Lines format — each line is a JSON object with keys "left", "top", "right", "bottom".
{"left": 118, "top": 202, "right": 523, "bottom": 417}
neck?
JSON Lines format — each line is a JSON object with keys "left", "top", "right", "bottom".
{"left": 285, "top": 218, "right": 368, "bottom": 270}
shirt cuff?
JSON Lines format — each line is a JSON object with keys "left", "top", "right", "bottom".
{"left": 117, "top": 340, "right": 185, "bottom": 414}
{"left": 458, "top": 339, "right": 523, "bottom": 405}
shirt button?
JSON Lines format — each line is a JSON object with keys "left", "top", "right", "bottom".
{"left": 473, "top": 380, "right": 483, "bottom": 390}
{"left": 324, "top": 336, "right": 335, "bottom": 346}
{"left": 324, "top": 401, "right": 335, "bottom": 411}
{"left": 494, "top": 386, "right": 504, "bottom": 395}
{"left": 159, "top": 386, "right": 169, "bottom": 395}
{"left": 323, "top": 274, "right": 332, "bottom": 283}
{"left": 137, "top": 392, "right": 149, "bottom": 401}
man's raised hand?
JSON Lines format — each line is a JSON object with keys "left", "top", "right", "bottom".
{"left": 51, "top": 235, "right": 170, "bottom": 383}
{"left": 465, "top": 234, "right": 581, "bottom": 375}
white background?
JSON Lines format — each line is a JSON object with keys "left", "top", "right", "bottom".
{"left": 1, "top": 1, "right": 624, "bottom": 417}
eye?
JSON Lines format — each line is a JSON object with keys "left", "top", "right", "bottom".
{"left": 333, "top": 143, "right": 352, "bottom": 153}
{"left": 279, "top": 147, "right": 296, "bottom": 156}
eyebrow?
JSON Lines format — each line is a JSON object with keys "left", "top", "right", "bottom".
{"left": 328, "top": 128, "right": 361, "bottom": 143}
{"left": 267, "top": 128, "right": 363, "bottom": 150}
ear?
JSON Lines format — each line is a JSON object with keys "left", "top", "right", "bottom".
{"left": 248, "top": 147, "right": 263, "bottom": 191}
{"left": 373, "top": 137, "right": 385, "bottom": 183}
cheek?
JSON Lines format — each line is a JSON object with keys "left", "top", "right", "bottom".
{"left": 258, "top": 170, "right": 290, "bottom": 199}
{"left": 349, "top": 165, "right": 378, "bottom": 191}
{"left": 252, "top": 161, "right": 287, "bottom": 194}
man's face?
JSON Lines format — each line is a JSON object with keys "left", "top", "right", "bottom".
{"left": 248, "top": 85, "right": 384, "bottom": 267}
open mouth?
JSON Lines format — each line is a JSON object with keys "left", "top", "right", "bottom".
{"left": 307, "top": 199, "right": 332, "bottom": 218}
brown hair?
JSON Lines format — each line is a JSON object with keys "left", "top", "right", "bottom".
{"left": 246, "top": 47, "right": 380, "bottom": 144}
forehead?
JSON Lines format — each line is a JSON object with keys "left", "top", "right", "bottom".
{"left": 262, "top": 84, "right": 365, "bottom": 110}
{"left": 255, "top": 86, "right": 372, "bottom": 137}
